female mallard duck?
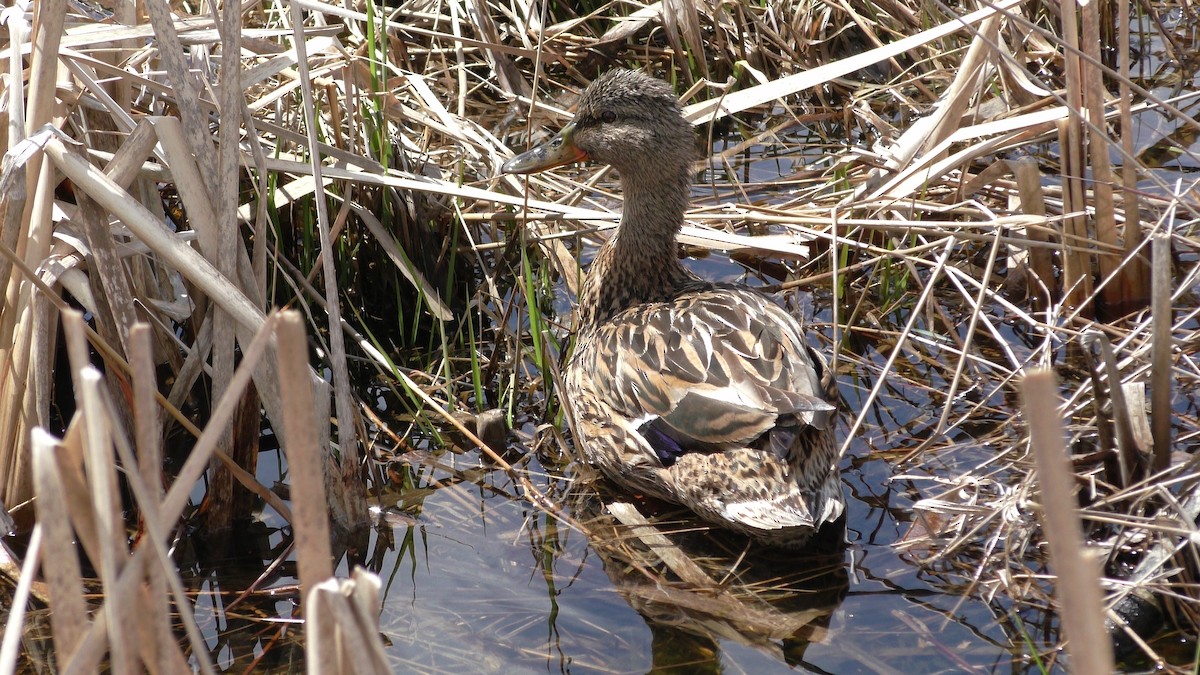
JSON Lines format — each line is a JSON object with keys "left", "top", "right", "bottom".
{"left": 503, "top": 70, "right": 843, "bottom": 548}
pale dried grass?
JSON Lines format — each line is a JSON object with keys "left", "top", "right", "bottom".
{"left": 0, "top": 0, "right": 1198, "bottom": 670}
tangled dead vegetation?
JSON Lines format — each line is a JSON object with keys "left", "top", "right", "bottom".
{"left": 1, "top": 0, "right": 1199, "bottom": 670}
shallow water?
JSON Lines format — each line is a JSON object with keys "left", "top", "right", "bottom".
{"left": 338, "top": 250, "right": 1043, "bottom": 673}
{"left": 354, "top": 382, "right": 1028, "bottom": 674}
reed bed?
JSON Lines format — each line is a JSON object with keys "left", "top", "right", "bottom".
{"left": 0, "top": 0, "right": 1198, "bottom": 670}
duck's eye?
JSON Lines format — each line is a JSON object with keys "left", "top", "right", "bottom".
{"left": 599, "top": 110, "right": 617, "bottom": 123}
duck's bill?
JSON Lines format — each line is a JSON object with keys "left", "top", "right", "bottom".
{"left": 502, "top": 122, "right": 587, "bottom": 174}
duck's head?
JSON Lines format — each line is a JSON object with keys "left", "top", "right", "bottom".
{"left": 502, "top": 69, "right": 695, "bottom": 181}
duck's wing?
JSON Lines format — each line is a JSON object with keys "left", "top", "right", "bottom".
{"left": 590, "top": 287, "right": 835, "bottom": 460}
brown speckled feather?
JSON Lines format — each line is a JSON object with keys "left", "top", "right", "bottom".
{"left": 504, "top": 69, "right": 844, "bottom": 548}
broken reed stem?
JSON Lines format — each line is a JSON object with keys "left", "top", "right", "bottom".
{"left": 306, "top": 569, "right": 390, "bottom": 674}
{"left": 62, "top": 312, "right": 135, "bottom": 673}
{"left": 1056, "top": 116, "right": 1094, "bottom": 316}
{"left": 1081, "top": 333, "right": 1121, "bottom": 485}
{"left": 1021, "top": 370, "right": 1115, "bottom": 673}
{"left": 1079, "top": 0, "right": 1119, "bottom": 307}
{"left": 276, "top": 310, "right": 334, "bottom": 602}
{"left": 129, "top": 324, "right": 183, "bottom": 673}
{"left": 1151, "top": 233, "right": 1172, "bottom": 471}
{"left": 1082, "top": 330, "right": 1149, "bottom": 485}
{"left": 31, "top": 429, "right": 88, "bottom": 662}
{"left": 51, "top": 312, "right": 216, "bottom": 671}
{"left": 1116, "top": 0, "right": 1149, "bottom": 307}
{"left": 80, "top": 370, "right": 138, "bottom": 674}
{"left": 1009, "top": 158, "right": 1057, "bottom": 306}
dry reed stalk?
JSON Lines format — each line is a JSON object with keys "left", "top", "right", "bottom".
{"left": 277, "top": 311, "right": 335, "bottom": 597}
{"left": 66, "top": 317, "right": 226, "bottom": 671}
{"left": 62, "top": 313, "right": 137, "bottom": 674}
{"left": 1021, "top": 369, "right": 1114, "bottom": 673}
{"left": 1116, "top": 0, "right": 1149, "bottom": 308}
{"left": 30, "top": 430, "right": 87, "bottom": 663}
{"left": 1009, "top": 158, "right": 1057, "bottom": 306}
{"left": 1056, "top": 0, "right": 1093, "bottom": 318}
{"left": 15, "top": 311, "right": 336, "bottom": 671}
{"left": 128, "top": 325, "right": 177, "bottom": 673}
{"left": 305, "top": 568, "right": 389, "bottom": 674}
{"left": 1120, "top": 381, "right": 1154, "bottom": 460}
{"left": 18, "top": 0, "right": 62, "bottom": 297}
{"left": 662, "top": 0, "right": 708, "bottom": 82}
{"left": 0, "top": 0, "right": 67, "bottom": 514}
{"left": 287, "top": 1, "right": 368, "bottom": 533}
{"left": 0, "top": 148, "right": 29, "bottom": 513}
{"left": 1078, "top": 0, "right": 1122, "bottom": 317}
{"left": 142, "top": 0, "right": 215, "bottom": 178}
{"left": 205, "top": 3, "right": 252, "bottom": 530}
{"left": 0, "top": 150, "right": 23, "bottom": 318}
{"left": 1082, "top": 330, "right": 1149, "bottom": 486}
{"left": 1057, "top": 116, "right": 1094, "bottom": 316}
{"left": 1150, "top": 233, "right": 1172, "bottom": 471}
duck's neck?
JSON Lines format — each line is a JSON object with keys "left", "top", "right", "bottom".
{"left": 576, "top": 171, "right": 695, "bottom": 331}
